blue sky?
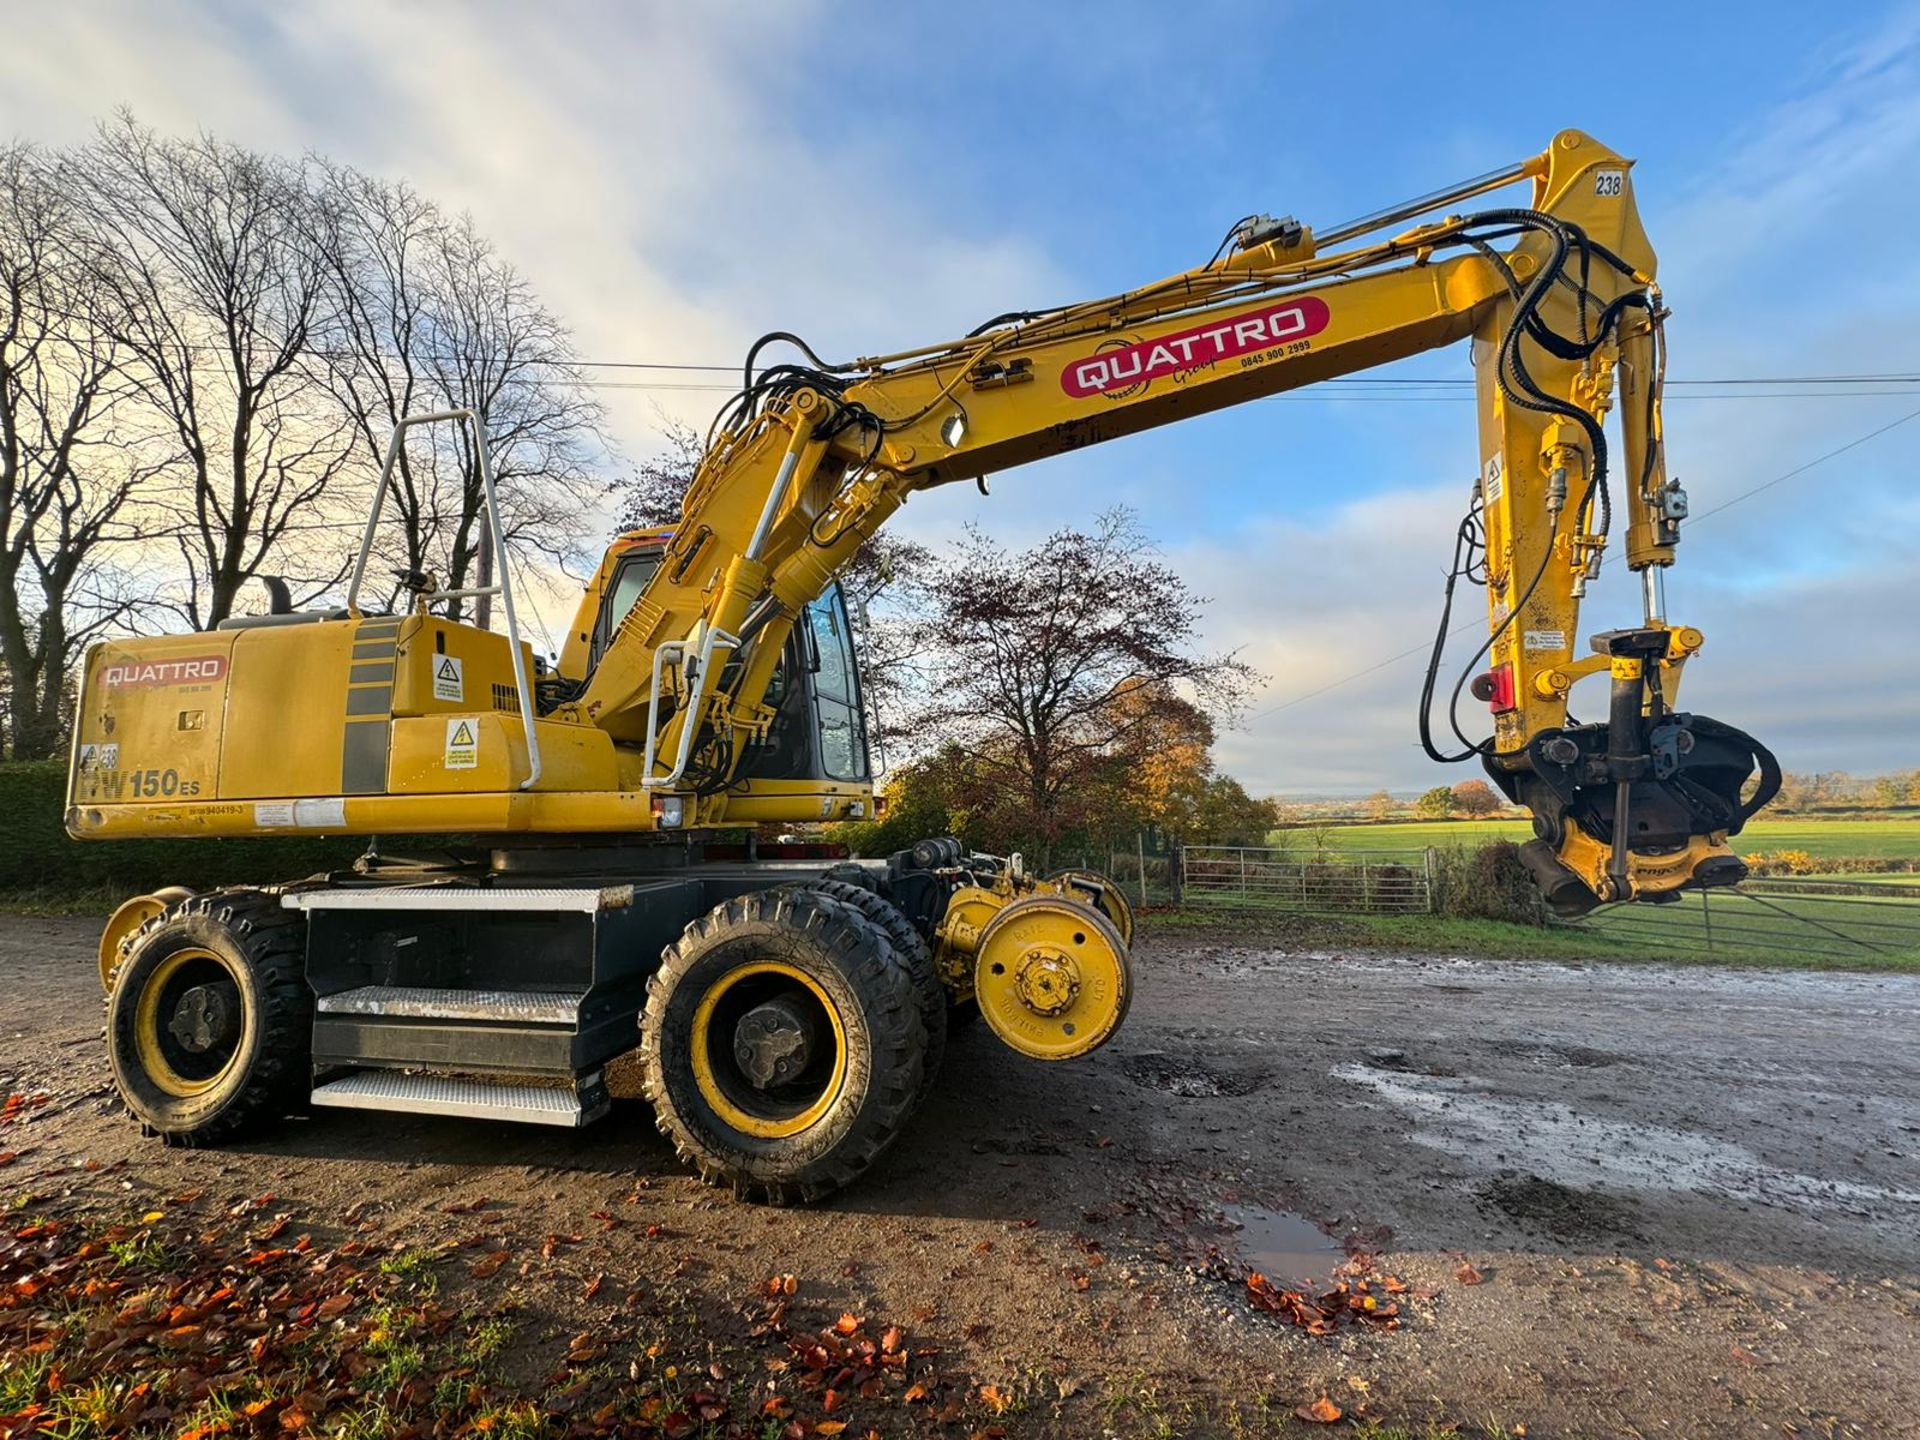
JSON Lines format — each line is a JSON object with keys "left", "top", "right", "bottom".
{"left": 6, "top": 1, "right": 1917, "bottom": 791}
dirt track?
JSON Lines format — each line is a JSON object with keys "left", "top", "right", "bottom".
{"left": 4, "top": 913, "right": 1918, "bottom": 1438}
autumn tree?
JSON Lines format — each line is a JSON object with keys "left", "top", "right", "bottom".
{"left": 1365, "top": 788, "right": 1395, "bottom": 820}
{"left": 1450, "top": 778, "right": 1504, "bottom": 817}
{"left": 888, "top": 508, "right": 1258, "bottom": 860}
{"left": 1416, "top": 785, "right": 1453, "bottom": 819}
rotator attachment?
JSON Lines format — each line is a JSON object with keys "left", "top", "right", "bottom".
{"left": 1489, "top": 626, "right": 1780, "bottom": 916}
{"left": 930, "top": 858, "right": 1133, "bottom": 1061}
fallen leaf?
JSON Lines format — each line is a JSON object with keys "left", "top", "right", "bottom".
{"left": 1731, "top": 1346, "right": 1768, "bottom": 1367}
{"left": 833, "top": 1312, "right": 861, "bottom": 1335}
{"left": 584, "top": 1272, "right": 604, "bottom": 1300}
{"left": 979, "top": 1384, "right": 1010, "bottom": 1414}
{"left": 1295, "top": 1396, "right": 1343, "bottom": 1424}
{"left": 470, "top": 1250, "right": 509, "bottom": 1278}
{"left": 815, "top": 1423, "right": 848, "bottom": 1436}
{"left": 1455, "top": 1262, "right": 1484, "bottom": 1286}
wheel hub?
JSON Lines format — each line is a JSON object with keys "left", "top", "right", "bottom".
{"left": 167, "top": 983, "right": 240, "bottom": 1054}
{"left": 1013, "top": 950, "right": 1080, "bottom": 1016}
{"left": 733, "top": 996, "right": 818, "bottom": 1089}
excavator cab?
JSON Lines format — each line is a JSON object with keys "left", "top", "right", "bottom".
{"left": 567, "top": 529, "right": 871, "bottom": 791}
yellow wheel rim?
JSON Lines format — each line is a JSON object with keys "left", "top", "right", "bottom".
{"left": 132, "top": 947, "right": 247, "bottom": 1098}
{"left": 691, "top": 961, "right": 847, "bottom": 1139}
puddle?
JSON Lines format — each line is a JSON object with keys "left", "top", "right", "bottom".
{"left": 1334, "top": 1062, "right": 1920, "bottom": 1216}
{"left": 1225, "top": 1204, "right": 1342, "bottom": 1288}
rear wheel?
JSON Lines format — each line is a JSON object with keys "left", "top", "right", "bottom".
{"left": 788, "top": 878, "right": 947, "bottom": 1100}
{"left": 639, "top": 889, "right": 925, "bottom": 1204}
{"left": 106, "top": 891, "right": 310, "bottom": 1144}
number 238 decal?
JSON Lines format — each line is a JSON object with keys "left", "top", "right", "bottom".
{"left": 1593, "top": 169, "right": 1624, "bottom": 198}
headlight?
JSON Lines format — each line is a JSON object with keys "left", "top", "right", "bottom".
{"left": 650, "top": 794, "right": 686, "bottom": 828}
{"left": 940, "top": 410, "right": 968, "bottom": 448}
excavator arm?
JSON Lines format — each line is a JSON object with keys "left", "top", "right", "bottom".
{"left": 575, "top": 129, "right": 1776, "bottom": 913}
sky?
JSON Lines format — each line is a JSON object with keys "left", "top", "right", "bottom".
{"left": 5, "top": 1, "right": 1918, "bottom": 794}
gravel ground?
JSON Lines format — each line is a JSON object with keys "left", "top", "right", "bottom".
{"left": 3, "top": 912, "right": 1917, "bottom": 1438}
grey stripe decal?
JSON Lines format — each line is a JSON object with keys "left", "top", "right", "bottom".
{"left": 352, "top": 642, "right": 397, "bottom": 660}
{"left": 340, "top": 718, "right": 390, "bottom": 794}
{"left": 356, "top": 619, "right": 402, "bottom": 635}
{"left": 349, "top": 662, "right": 395, "bottom": 685}
{"left": 346, "top": 686, "right": 392, "bottom": 717}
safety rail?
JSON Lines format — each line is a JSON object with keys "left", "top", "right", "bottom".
{"left": 1180, "top": 845, "right": 1434, "bottom": 914}
{"left": 345, "top": 410, "right": 542, "bottom": 792}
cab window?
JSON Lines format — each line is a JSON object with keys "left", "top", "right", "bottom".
{"left": 592, "top": 553, "right": 660, "bottom": 668}
{"left": 809, "top": 589, "right": 868, "bottom": 781}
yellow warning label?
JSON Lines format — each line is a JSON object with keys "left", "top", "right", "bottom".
{"left": 432, "top": 654, "right": 464, "bottom": 703}
{"left": 445, "top": 716, "right": 478, "bottom": 769}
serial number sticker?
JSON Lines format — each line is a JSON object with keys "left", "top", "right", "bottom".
{"left": 254, "top": 802, "right": 296, "bottom": 827}
{"left": 1594, "top": 169, "right": 1624, "bottom": 198}
{"left": 1524, "top": 628, "right": 1568, "bottom": 651}
{"left": 445, "top": 717, "right": 479, "bottom": 770}
{"left": 433, "top": 655, "right": 464, "bottom": 703}
{"left": 1482, "top": 454, "right": 1504, "bottom": 504}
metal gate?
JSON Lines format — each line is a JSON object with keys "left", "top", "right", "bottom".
{"left": 1180, "top": 846, "right": 1434, "bottom": 914}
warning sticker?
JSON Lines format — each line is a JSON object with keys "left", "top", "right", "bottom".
{"left": 78, "top": 742, "right": 121, "bottom": 770}
{"left": 254, "top": 801, "right": 296, "bottom": 827}
{"left": 432, "top": 654, "right": 464, "bottom": 703}
{"left": 1482, "top": 453, "right": 1504, "bottom": 504}
{"left": 1524, "top": 628, "right": 1568, "bottom": 651}
{"left": 445, "top": 717, "right": 479, "bottom": 770}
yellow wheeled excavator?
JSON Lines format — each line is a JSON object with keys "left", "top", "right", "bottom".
{"left": 69, "top": 130, "right": 1775, "bottom": 1201}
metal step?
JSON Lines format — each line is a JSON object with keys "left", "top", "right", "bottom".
{"left": 309, "top": 1070, "right": 607, "bottom": 1127}
{"left": 316, "top": 986, "right": 583, "bottom": 1024}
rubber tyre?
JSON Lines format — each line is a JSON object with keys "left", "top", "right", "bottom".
{"left": 792, "top": 878, "right": 948, "bottom": 1100}
{"left": 105, "top": 890, "right": 311, "bottom": 1144}
{"left": 640, "top": 889, "right": 925, "bottom": 1204}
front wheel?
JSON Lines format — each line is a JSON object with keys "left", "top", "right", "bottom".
{"left": 639, "top": 889, "right": 925, "bottom": 1204}
{"left": 106, "top": 891, "right": 310, "bottom": 1144}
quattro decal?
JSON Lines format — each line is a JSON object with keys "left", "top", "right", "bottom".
{"left": 1061, "top": 296, "right": 1331, "bottom": 398}
{"left": 101, "top": 655, "right": 228, "bottom": 689}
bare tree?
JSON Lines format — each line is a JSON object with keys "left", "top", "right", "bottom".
{"left": 309, "top": 162, "right": 444, "bottom": 601}
{"left": 0, "top": 143, "right": 154, "bottom": 757}
{"left": 76, "top": 113, "right": 354, "bottom": 628}
{"left": 416, "top": 213, "right": 607, "bottom": 623}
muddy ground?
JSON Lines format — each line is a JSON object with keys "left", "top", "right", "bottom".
{"left": 3, "top": 913, "right": 1917, "bottom": 1439}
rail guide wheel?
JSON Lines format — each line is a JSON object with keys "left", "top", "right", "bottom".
{"left": 972, "top": 894, "right": 1131, "bottom": 1061}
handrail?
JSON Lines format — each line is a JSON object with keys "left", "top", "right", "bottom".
{"left": 346, "top": 410, "right": 544, "bottom": 793}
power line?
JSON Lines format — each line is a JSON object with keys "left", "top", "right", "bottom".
{"left": 1240, "top": 403, "right": 1920, "bottom": 723}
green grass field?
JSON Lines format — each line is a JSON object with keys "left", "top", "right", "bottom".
{"left": 1283, "top": 816, "right": 1920, "bottom": 860}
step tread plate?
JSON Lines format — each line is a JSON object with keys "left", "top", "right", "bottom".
{"left": 316, "top": 986, "right": 584, "bottom": 1024}
{"left": 310, "top": 1071, "right": 603, "bottom": 1127}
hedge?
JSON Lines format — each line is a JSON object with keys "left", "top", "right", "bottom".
{"left": 0, "top": 762, "right": 449, "bottom": 897}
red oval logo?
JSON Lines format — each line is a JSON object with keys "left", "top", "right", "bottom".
{"left": 1061, "top": 296, "right": 1331, "bottom": 399}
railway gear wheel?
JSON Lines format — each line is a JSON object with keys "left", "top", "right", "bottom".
{"left": 973, "top": 895, "right": 1131, "bottom": 1060}
{"left": 1045, "top": 868, "right": 1135, "bottom": 946}
{"left": 97, "top": 886, "right": 193, "bottom": 990}
{"left": 639, "top": 889, "right": 925, "bottom": 1204}
{"left": 105, "top": 890, "right": 311, "bottom": 1144}
{"left": 788, "top": 877, "right": 948, "bottom": 1100}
